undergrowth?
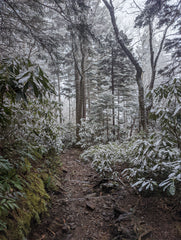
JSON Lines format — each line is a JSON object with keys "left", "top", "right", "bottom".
{"left": 81, "top": 78, "right": 181, "bottom": 196}
{"left": 0, "top": 58, "right": 64, "bottom": 240}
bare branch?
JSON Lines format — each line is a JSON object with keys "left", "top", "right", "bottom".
{"left": 3, "top": 0, "right": 54, "bottom": 59}
{"left": 133, "top": 0, "right": 142, "bottom": 11}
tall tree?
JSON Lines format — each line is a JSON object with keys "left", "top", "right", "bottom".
{"left": 135, "top": 0, "right": 181, "bottom": 113}
{"left": 102, "top": 0, "right": 146, "bottom": 131}
{"left": 60, "top": 0, "right": 93, "bottom": 138}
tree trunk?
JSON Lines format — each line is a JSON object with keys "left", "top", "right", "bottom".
{"left": 117, "top": 89, "right": 120, "bottom": 140}
{"left": 106, "top": 108, "right": 109, "bottom": 141}
{"left": 80, "top": 40, "right": 87, "bottom": 119}
{"left": 72, "top": 38, "right": 87, "bottom": 139}
{"left": 87, "top": 78, "right": 91, "bottom": 115}
{"left": 69, "top": 97, "right": 71, "bottom": 122}
{"left": 130, "top": 118, "right": 136, "bottom": 137}
{"left": 146, "top": 18, "right": 173, "bottom": 119}
{"left": 102, "top": 0, "right": 146, "bottom": 131}
{"left": 136, "top": 68, "right": 146, "bottom": 130}
{"left": 57, "top": 72, "right": 62, "bottom": 124}
{"left": 75, "top": 64, "right": 81, "bottom": 139}
{"left": 111, "top": 47, "right": 115, "bottom": 135}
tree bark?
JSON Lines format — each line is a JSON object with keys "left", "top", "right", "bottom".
{"left": 80, "top": 40, "right": 86, "bottom": 119}
{"left": 57, "top": 72, "right": 62, "bottom": 124}
{"left": 111, "top": 47, "right": 115, "bottom": 135}
{"left": 117, "top": 89, "right": 120, "bottom": 140}
{"left": 87, "top": 78, "right": 91, "bottom": 114}
{"left": 72, "top": 38, "right": 87, "bottom": 139}
{"left": 75, "top": 63, "right": 81, "bottom": 139}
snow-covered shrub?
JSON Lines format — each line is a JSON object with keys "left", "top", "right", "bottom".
{"left": 0, "top": 58, "right": 54, "bottom": 125}
{"left": 0, "top": 59, "right": 61, "bottom": 234}
{"left": 78, "top": 119, "right": 106, "bottom": 148}
{"left": 80, "top": 78, "right": 181, "bottom": 195}
{"left": 2, "top": 99, "right": 63, "bottom": 156}
{"left": 81, "top": 142, "right": 126, "bottom": 178}
{"left": 123, "top": 132, "right": 181, "bottom": 194}
{"left": 61, "top": 122, "right": 77, "bottom": 148}
{"left": 78, "top": 118, "right": 115, "bottom": 149}
{"left": 151, "top": 78, "right": 181, "bottom": 148}
{"left": 123, "top": 78, "right": 181, "bottom": 195}
{"left": 0, "top": 57, "right": 62, "bottom": 158}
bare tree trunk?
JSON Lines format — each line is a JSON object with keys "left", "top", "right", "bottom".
{"left": 148, "top": 18, "right": 175, "bottom": 92}
{"left": 87, "top": 78, "right": 91, "bottom": 115}
{"left": 57, "top": 72, "right": 62, "bottom": 124}
{"left": 75, "top": 64, "right": 81, "bottom": 139}
{"left": 137, "top": 68, "right": 145, "bottom": 130}
{"left": 130, "top": 118, "right": 136, "bottom": 137}
{"left": 69, "top": 97, "right": 71, "bottom": 122}
{"left": 80, "top": 41, "right": 86, "bottom": 119}
{"left": 72, "top": 39, "right": 87, "bottom": 139}
{"left": 106, "top": 108, "right": 109, "bottom": 141}
{"left": 111, "top": 47, "right": 115, "bottom": 136}
{"left": 124, "top": 100, "right": 127, "bottom": 130}
{"left": 146, "top": 19, "right": 172, "bottom": 120}
{"left": 117, "top": 89, "right": 120, "bottom": 140}
{"left": 102, "top": 0, "right": 146, "bottom": 131}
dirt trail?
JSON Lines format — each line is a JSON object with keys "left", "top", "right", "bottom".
{"left": 29, "top": 148, "right": 181, "bottom": 240}
{"left": 29, "top": 148, "right": 114, "bottom": 240}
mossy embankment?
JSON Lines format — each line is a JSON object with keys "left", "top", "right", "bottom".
{"left": 0, "top": 168, "right": 58, "bottom": 240}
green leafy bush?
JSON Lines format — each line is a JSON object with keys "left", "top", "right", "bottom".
{"left": 0, "top": 156, "right": 24, "bottom": 231}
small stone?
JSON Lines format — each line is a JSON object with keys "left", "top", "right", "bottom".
{"left": 115, "top": 212, "right": 133, "bottom": 222}
{"left": 114, "top": 206, "right": 127, "bottom": 217}
{"left": 86, "top": 193, "right": 97, "bottom": 199}
{"left": 104, "top": 217, "right": 110, "bottom": 222}
{"left": 62, "top": 225, "right": 70, "bottom": 233}
{"left": 62, "top": 168, "right": 68, "bottom": 173}
{"left": 69, "top": 223, "right": 76, "bottom": 230}
{"left": 86, "top": 201, "right": 96, "bottom": 211}
{"left": 103, "top": 203, "right": 110, "bottom": 209}
{"left": 101, "top": 182, "right": 115, "bottom": 193}
{"left": 139, "top": 230, "right": 152, "bottom": 240}
{"left": 119, "top": 226, "right": 133, "bottom": 238}
{"left": 102, "top": 212, "right": 107, "bottom": 216}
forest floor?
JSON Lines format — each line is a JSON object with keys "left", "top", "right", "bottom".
{"left": 28, "top": 148, "right": 181, "bottom": 240}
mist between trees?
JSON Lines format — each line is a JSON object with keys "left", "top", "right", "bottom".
{"left": 0, "top": 0, "right": 181, "bottom": 238}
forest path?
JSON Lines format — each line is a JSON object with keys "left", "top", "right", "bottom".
{"left": 29, "top": 148, "right": 115, "bottom": 240}
{"left": 28, "top": 148, "right": 181, "bottom": 240}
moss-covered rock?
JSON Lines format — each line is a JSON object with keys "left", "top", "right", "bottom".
{"left": 40, "top": 172, "right": 60, "bottom": 192}
{"left": 0, "top": 172, "right": 50, "bottom": 240}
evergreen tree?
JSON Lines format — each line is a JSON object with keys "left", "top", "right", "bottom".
{"left": 0, "top": 0, "right": 59, "bottom": 59}
{"left": 135, "top": 0, "right": 181, "bottom": 80}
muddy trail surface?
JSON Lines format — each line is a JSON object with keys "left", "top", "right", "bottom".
{"left": 29, "top": 148, "right": 181, "bottom": 240}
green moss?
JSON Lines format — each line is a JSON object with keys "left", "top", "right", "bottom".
{"left": 0, "top": 172, "right": 50, "bottom": 240}
{"left": 40, "top": 172, "right": 59, "bottom": 192}
{"left": 0, "top": 235, "right": 7, "bottom": 240}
